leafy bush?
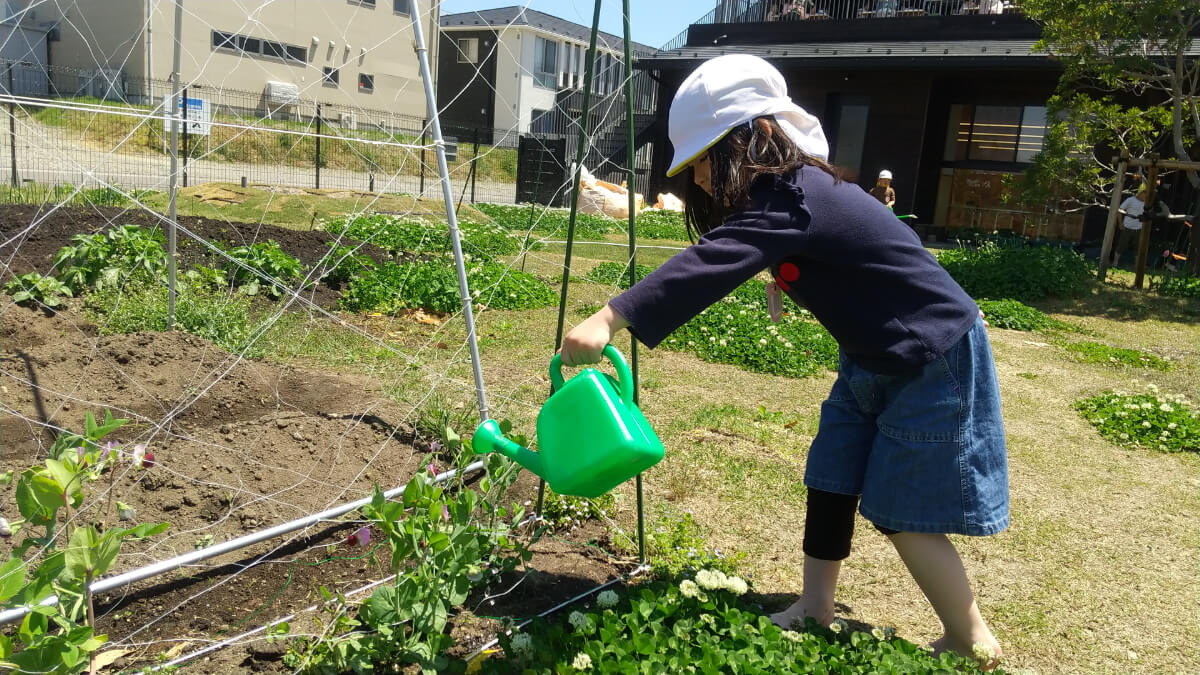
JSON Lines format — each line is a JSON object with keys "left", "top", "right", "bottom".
{"left": 325, "top": 213, "right": 523, "bottom": 259}
{"left": 1154, "top": 271, "right": 1200, "bottom": 298}
{"left": 320, "top": 244, "right": 376, "bottom": 287}
{"left": 4, "top": 272, "right": 73, "bottom": 308}
{"left": 482, "top": 571, "right": 998, "bottom": 674}
{"left": 975, "top": 298, "right": 1086, "bottom": 333}
{"left": 539, "top": 490, "right": 615, "bottom": 531}
{"left": 938, "top": 241, "right": 1092, "bottom": 301}
{"left": 86, "top": 280, "right": 263, "bottom": 356}
{"left": 222, "top": 240, "right": 305, "bottom": 298}
{"left": 665, "top": 280, "right": 838, "bottom": 378}
{"left": 54, "top": 224, "right": 167, "bottom": 293}
{"left": 1075, "top": 386, "right": 1199, "bottom": 452}
{"left": 1064, "top": 340, "right": 1170, "bottom": 370}
{"left": 341, "top": 260, "right": 557, "bottom": 314}
{"left": 582, "top": 261, "right": 657, "bottom": 289}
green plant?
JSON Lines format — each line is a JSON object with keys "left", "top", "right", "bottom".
{"left": 0, "top": 411, "right": 167, "bottom": 675}
{"left": 324, "top": 213, "right": 524, "bottom": 259}
{"left": 85, "top": 280, "right": 263, "bottom": 356}
{"left": 480, "top": 570, "right": 998, "bottom": 674}
{"left": 182, "top": 265, "right": 229, "bottom": 291}
{"left": 938, "top": 241, "right": 1092, "bottom": 301}
{"left": 634, "top": 507, "right": 743, "bottom": 581}
{"left": 341, "top": 260, "right": 556, "bottom": 314}
{"left": 1063, "top": 340, "right": 1170, "bottom": 370}
{"left": 1154, "top": 271, "right": 1200, "bottom": 298}
{"left": 975, "top": 298, "right": 1086, "bottom": 333}
{"left": 53, "top": 225, "right": 168, "bottom": 294}
{"left": 664, "top": 280, "right": 838, "bottom": 378}
{"left": 4, "top": 273, "right": 73, "bottom": 309}
{"left": 285, "top": 427, "right": 531, "bottom": 675}
{"left": 1075, "top": 386, "right": 1199, "bottom": 452}
{"left": 539, "top": 490, "right": 614, "bottom": 531}
{"left": 474, "top": 203, "right": 616, "bottom": 239}
{"left": 222, "top": 240, "right": 305, "bottom": 298}
{"left": 635, "top": 209, "right": 688, "bottom": 240}
{"left": 320, "top": 244, "right": 376, "bottom": 287}
{"left": 582, "top": 261, "right": 657, "bottom": 289}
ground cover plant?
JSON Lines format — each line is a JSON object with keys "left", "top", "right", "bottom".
{"left": 636, "top": 507, "right": 743, "bottom": 580}
{"left": 538, "top": 490, "right": 615, "bottom": 532}
{"left": 482, "top": 570, "right": 999, "bottom": 674}
{"left": 324, "top": 213, "right": 522, "bottom": 259}
{"left": 1063, "top": 340, "right": 1171, "bottom": 370}
{"left": 664, "top": 279, "right": 838, "bottom": 378}
{"left": 1074, "top": 385, "right": 1199, "bottom": 453}
{"left": 1154, "top": 271, "right": 1200, "bottom": 298}
{"left": 474, "top": 203, "right": 688, "bottom": 240}
{"left": 938, "top": 241, "right": 1092, "bottom": 301}
{"left": 341, "top": 260, "right": 557, "bottom": 314}
{"left": 975, "top": 298, "right": 1087, "bottom": 333}
{"left": 582, "top": 261, "right": 657, "bottom": 289}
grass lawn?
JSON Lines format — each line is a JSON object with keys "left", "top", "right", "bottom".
{"left": 259, "top": 237, "right": 1200, "bottom": 674}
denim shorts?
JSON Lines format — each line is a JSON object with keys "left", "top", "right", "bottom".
{"left": 805, "top": 317, "right": 1010, "bottom": 536}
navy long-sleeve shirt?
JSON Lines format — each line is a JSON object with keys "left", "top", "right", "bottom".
{"left": 609, "top": 166, "right": 979, "bottom": 374}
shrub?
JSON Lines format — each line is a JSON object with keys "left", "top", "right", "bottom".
{"left": 665, "top": 280, "right": 838, "bottom": 378}
{"left": 54, "top": 224, "right": 167, "bottom": 293}
{"left": 222, "top": 240, "right": 305, "bottom": 298}
{"left": 325, "top": 213, "right": 523, "bottom": 259}
{"left": 976, "top": 298, "right": 1083, "bottom": 333}
{"left": 85, "top": 280, "right": 263, "bottom": 356}
{"left": 1154, "top": 271, "right": 1200, "bottom": 298}
{"left": 482, "top": 573, "right": 999, "bottom": 674}
{"left": 582, "top": 261, "right": 657, "bottom": 289}
{"left": 938, "top": 241, "right": 1092, "bottom": 301}
{"left": 1075, "top": 386, "right": 1199, "bottom": 452}
{"left": 4, "top": 272, "right": 73, "bottom": 309}
{"left": 1064, "top": 340, "right": 1171, "bottom": 370}
{"left": 341, "top": 260, "right": 557, "bottom": 314}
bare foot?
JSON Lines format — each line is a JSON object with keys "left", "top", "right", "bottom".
{"left": 768, "top": 596, "right": 834, "bottom": 631}
{"left": 930, "top": 635, "right": 1003, "bottom": 671}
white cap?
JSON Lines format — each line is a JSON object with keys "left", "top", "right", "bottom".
{"left": 666, "top": 54, "right": 828, "bottom": 178}
{"left": 879, "top": 169, "right": 893, "bottom": 180}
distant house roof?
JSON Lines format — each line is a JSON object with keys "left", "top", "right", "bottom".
{"left": 440, "top": 6, "right": 656, "bottom": 56}
{"left": 640, "top": 39, "right": 1061, "bottom": 68}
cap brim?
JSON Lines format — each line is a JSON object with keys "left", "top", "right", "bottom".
{"left": 666, "top": 129, "right": 732, "bottom": 178}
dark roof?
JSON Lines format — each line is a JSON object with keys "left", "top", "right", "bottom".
{"left": 639, "top": 39, "right": 1060, "bottom": 68}
{"left": 440, "top": 6, "right": 656, "bottom": 56}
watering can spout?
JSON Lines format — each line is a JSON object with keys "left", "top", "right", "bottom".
{"left": 472, "top": 420, "right": 546, "bottom": 478}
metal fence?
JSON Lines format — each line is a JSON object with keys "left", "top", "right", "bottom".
{"left": 660, "top": 0, "right": 1025, "bottom": 51}
{"left": 0, "top": 61, "right": 655, "bottom": 207}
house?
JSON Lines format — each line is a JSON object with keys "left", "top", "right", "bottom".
{"left": 0, "top": 1, "right": 50, "bottom": 96}
{"left": 437, "top": 6, "right": 657, "bottom": 138}
{"left": 638, "top": 0, "right": 1089, "bottom": 241}
{"left": 13, "top": 0, "right": 437, "bottom": 120}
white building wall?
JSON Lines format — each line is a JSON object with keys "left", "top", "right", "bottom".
{"left": 492, "top": 29, "right": 522, "bottom": 135}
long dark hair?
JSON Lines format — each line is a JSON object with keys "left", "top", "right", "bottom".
{"left": 684, "top": 115, "right": 838, "bottom": 241}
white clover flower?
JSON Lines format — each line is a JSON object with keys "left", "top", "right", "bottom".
{"left": 596, "top": 590, "right": 618, "bottom": 609}
{"left": 726, "top": 314, "right": 733, "bottom": 320}
{"left": 688, "top": 340, "right": 695, "bottom": 346}
{"left": 782, "top": 630, "right": 803, "bottom": 642}
{"left": 1142, "top": 421, "right": 1153, "bottom": 428}
{"left": 719, "top": 339, "right": 727, "bottom": 347}
{"left": 1160, "top": 404, "right": 1174, "bottom": 412}
{"left": 759, "top": 338, "right": 768, "bottom": 346}
{"left": 830, "top": 619, "right": 847, "bottom": 634}
{"left": 1120, "top": 432, "right": 1130, "bottom": 440}
{"left": 509, "top": 633, "right": 534, "bottom": 657}
{"left": 568, "top": 611, "right": 588, "bottom": 631}
{"left": 871, "top": 627, "right": 886, "bottom": 640}
{"left": 695, "top": 569, "right": 728, "bottom": 591}
{"left": 724, "top": 576, "right": 749, "bottom": 596}
{"left": 679, "top": 579, "right": 700, "bottom": 598}
{"left": 1141, "top": 402, "right": 1153, "bottom": 410}
{"left": 972, "top": 643, "right": 999, "bottom": 662}
{"left": 571, "top": 652, "right": 593, "bottom": 670}
{"left": 1168, "top": 422, "right": 1177, "bottom": 430}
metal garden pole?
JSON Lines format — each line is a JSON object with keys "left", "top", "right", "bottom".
{"left": 7, "top": 65, "right": 17, "bottom": 187}
{"left": 166, "top": 0, "right": 183, "bottom": 330}
{"left": 181, "top": 85, "right": 189, "bottom": 187}
{"left": 315, "top": 103, "right": 322, "bottom": 189}
{"left": 409, "top": 0, "right": 491, "bottom": 423}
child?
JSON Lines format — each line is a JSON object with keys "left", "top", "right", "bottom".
{"left": 561, "top": 54, "right": 1007, "bottom": 666}
{"left": 870, "top": 169, "right": 896, "bottom": 209}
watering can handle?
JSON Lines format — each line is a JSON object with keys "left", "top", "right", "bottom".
{"left": 550, "top": 345, "right": 634, "bottom": 407}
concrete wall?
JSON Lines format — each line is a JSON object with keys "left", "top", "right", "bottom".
{"left": 0, "top": 19, "right": 49, "bottom": 95}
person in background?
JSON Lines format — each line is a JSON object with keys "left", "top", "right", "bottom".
{"left": 1112, "top": 186, "right": 1146, "bottom": 268}
{"left": 870, "top": 169, "right": 896, "bottom": 209}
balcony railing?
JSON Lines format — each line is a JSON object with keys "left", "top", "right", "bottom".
{"left": 659, "top": 0, "right": 1024, "bottom": 51}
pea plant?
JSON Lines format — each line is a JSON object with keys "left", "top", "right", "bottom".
{"left": 0, "top": 411, "right": 166, "bottom": 675}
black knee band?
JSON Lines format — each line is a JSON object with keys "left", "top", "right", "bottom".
{"left": 802, "top": 488, "right": 859, "bottom": 561}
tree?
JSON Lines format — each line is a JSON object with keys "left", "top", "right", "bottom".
{"left": 1014, "top": 0, "right": 1200, "bottom": 272}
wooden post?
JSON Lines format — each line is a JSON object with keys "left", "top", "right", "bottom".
{"left": 1133, "top": 158, "right": 1160, "bottom": 289}
{"left": 1098, "top": 154, "right": 1128, "bottom": 280}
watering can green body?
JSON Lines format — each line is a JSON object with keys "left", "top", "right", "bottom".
{"left": 473, "top": 345, "right": 664, "bottom": 498}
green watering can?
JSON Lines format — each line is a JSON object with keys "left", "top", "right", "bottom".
{"left": 473, "top": 345, "right": 664, "bottom": 498}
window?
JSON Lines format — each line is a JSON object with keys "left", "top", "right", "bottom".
{"left": 352, "top": 0, "right": 376, "bottom": 6}
{"left": 393, "top": 0, "right": 411, "bottom": 13}
{"left": 533, "top": 36, "right": 557, "bottom": 89}
{"left": 358, "top": 73, "right": 374, "bottom": 92}
{"left": 212, "top": 30, "right": 305, "bottom": 65}
{"left": 945, "top": 104, "right": 1047, "bottom": 164}
{"left": 322, "top": 66, "right": 339, "bottom": 86}
{"left": 457, "top": 38, "right": 479, "bottom": 64}
{"left": 531, "top": 108, "right": 553, "bottom": 134}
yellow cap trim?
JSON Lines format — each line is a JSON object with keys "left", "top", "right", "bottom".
{"left": 665, "top": 128, "right": 734, "bottom": 178}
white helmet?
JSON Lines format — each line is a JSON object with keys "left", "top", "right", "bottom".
{"left": 878, "top": 169, "right": 893, "bottom": 180}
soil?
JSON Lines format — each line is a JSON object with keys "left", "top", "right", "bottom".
{"left": 0, "top": 205, "right": 634, "bottom": 672}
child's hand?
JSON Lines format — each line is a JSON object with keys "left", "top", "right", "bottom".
{"left": 561, "top": 304, "right": 629, "bottom": 366}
